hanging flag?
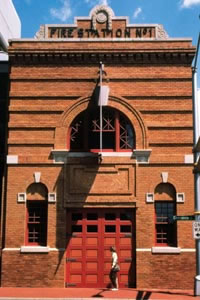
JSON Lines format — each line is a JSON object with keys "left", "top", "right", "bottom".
{"left": 98, "top": 85, "right": 110, "bottom": 106}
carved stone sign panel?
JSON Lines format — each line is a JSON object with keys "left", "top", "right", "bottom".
{"left": 35, "top": 5, "right": 168, "bottom": 40}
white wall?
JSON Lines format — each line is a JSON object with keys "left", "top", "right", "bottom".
{"left": 0, "top": 0, "right": 21, "bottom": 49}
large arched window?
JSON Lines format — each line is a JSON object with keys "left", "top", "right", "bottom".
{"left": 68, "top": 107, "right": 135, "bottom": 152}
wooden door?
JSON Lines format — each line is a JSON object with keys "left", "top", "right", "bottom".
{"left": 65, "top": 209, "right": 135, "bottom": 288}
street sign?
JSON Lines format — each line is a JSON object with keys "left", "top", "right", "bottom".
{"left": 173, "top": 215, "right": 195, "bottom": 221}
{"left": 193, "top": 222, "right": 200, "bottom": 239}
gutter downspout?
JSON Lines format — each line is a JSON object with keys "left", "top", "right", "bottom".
{"left": 192, "top": 32, "right": 200, "bottom": 296}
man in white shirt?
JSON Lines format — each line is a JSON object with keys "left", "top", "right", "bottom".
{"left": 109, "top": 246, "right": 119, "bottom": 291}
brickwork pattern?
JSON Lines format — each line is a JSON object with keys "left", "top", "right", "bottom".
{"left": 2, "top": 13, "right": 196, "bottom": 288}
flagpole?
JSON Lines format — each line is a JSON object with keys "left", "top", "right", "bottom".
{"left": 99, "top": 62, "right": 103, "bottom": 153}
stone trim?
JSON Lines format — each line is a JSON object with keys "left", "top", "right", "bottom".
{"left": 2, "top": 248, "right": 21, "bottom": 251}
{"left": 51, "top": 150, "right": 134, "bottom": 163}
{"left": 137, "top": 248, "right": 195, "bottom": 253}
{"left": 17, "top": 193, "right": 26, "bottom": 203}
{"left": 51, "top": 150, "right": 152, "bottom": 163}
{"left": 3, "top": 247, "right": 195, "bottom": 253}
{"left": 3, "top": 247, "right": 65, "bottom": 252}
{"left": 133, "top": 149, "right": 152, "bottom": 163}
{"left": 181, "top": 249, "right": 196, "bottom": 252}
{"left": 185, "top": 154, "right": 193, "bottom": 164}
{"left": 152, "top": 247, "right": 181, "bottom": 254}
{"left": 20, "top": 246, "right": 50, "bottom": 253}
{"left": 7, "top": 155, "right": 18, "bottom": 164}
{"left": 136, "top": 248, "right": 152, "bottom": 252}
{"left": 176, "top": 192, "right": 185, "bottom": 203}
{"left": 146, "top": 193, "right": 154, "bottom": 203}
{"left": 48, "top": 192, "right": 57, "bottom": 203}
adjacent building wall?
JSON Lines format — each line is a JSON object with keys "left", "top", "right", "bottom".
{"left": 0, "top": 0, "right": 21, "bottom": 259}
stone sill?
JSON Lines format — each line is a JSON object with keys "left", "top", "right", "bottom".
{"left": 20, "top": 246, "right": 49, "bottom": 253}
{"left": 51, "top": 149, "right": 152, "bottom": 163}
{"left": 152, "top": 247, "right": 181, "bottom": 254}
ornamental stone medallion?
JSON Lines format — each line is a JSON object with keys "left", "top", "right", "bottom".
{"left": 96, "top": 11, "right": 108, "bottom": 23}
{"left": 90, "top": 5, "right": 114, "bottom": 30}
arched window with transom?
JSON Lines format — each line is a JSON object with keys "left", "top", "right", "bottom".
{"left": 68, "top": 107, "right": 135, "bottom": 152}
{"left": 26, "top": 183, "right": 48, "bottom": 246}
{"left": 154, "top": 183, "right": 177, "bottom": 247}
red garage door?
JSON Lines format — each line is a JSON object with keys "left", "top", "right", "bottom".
{"left": 65, "top": 209, "right": 135, "bottom": 288}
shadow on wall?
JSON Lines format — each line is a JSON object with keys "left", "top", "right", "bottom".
{"left": 52, "top": 88, "right": 102, "bottom": 279}
{"left": 53, "top": 159, "right": 136, "bottom": 287}
{"left": 53, "top": 87, "right": 106, "bottom": 279}
{"left": 53, "top": 154, "right": 101, "bottom": 280}
{"left": 52, "top": 85, "right": 137, "bottom": 287}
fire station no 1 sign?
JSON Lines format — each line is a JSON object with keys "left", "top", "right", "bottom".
{"left": 193, "top": 222, "right": 200, "bottom": 239}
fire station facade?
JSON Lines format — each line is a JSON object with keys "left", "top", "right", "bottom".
{"left": 1, "top": 5, "right": 196, "bottom": 289}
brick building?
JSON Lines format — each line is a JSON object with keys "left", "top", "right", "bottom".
{"left": 1, "top": 5, "right": 196, "bottom": 289}
{"left": 0, "top": 0, "right": 21, "bottom": 255}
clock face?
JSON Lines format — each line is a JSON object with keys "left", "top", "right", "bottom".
{"left": 96, "top": 11, "right": 108, "bottom": 23}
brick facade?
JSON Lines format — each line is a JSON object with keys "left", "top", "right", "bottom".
{"left": 1, "top": 5, "right": 196, "bottom": 288}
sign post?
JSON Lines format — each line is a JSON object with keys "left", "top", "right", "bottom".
{"left": 193, "top": 222, "right": 200, "bottom": 239}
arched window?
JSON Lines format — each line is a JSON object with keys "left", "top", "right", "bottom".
{"left": 68, "top": 107, "right": 135, "bottom": 152}
{"left": 26, "top": 183, "right": 48, "bottom": 246}
{"left": 154, "top": 183, "right": 177, "bottom": 247}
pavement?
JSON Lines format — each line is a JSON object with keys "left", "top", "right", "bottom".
{"left": 0, "top": 287, "right": 198, "bottom": 300}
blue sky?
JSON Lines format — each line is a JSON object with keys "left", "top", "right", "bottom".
{"left": 12, "top": 0, "right": 200, "bottom": 45}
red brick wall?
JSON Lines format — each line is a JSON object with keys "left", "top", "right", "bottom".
{"left": 2, "top": 18, "right": 196, "bottom": 288}
{"left": 1, "top": 251, "right": 65, "bottom": 287}
{"left": 137, "top": 252, "right": 195, "bottom": 289}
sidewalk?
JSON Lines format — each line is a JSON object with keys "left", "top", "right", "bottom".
{"left": 0, "top": 287, "right": 197, "bottom": 300}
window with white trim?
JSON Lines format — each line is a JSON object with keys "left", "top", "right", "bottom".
{"left": 26, "top": 200, "right": 48, "bottom": 246}
{"left": 155, "top": 201, "right": 177, "bottom": 246}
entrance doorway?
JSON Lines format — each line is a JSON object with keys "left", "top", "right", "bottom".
{"left": 65, "top": 208, "right": 135, "bottom": 288}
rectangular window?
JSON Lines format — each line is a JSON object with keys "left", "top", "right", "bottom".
{"left": 120, "top": 225, "right": 132, "bottom": 233}
{"left": 87, "top": 225, "right": 98, "bottom": 232}
{"left": 105, "top": 213, "right": 116, "bottom": 220}
{"left": 87, "top": 213, "right": 98, "bottom": 220}
{"left": 26, "top": 201, "right": 47, "bottom": 246}
{"left": 72, "top": 225, "right": 82, "bottom": 232}
{"left": 105, "top": 225, "right": 116, "bottom": 232}
{"left": 155, "top": 202, "right": 176, "bottom": 246}
{"left": 72, "top": 213, "right": 82, "bottom": 221}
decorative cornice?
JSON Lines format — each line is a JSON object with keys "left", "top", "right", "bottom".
{"left": 9, "top": 51, "right": 195, "bottom": 65}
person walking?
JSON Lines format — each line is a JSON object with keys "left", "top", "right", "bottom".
{"left": 109, "top": 246, "right": 119, "bottom": 291}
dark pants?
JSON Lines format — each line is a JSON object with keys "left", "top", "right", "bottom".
{"left": 109, "top": 269, "right": 117, "bottom": 288}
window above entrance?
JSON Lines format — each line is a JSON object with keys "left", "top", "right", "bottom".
{"left": 68, "top": 107, "right": 135, "bottom": 152}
